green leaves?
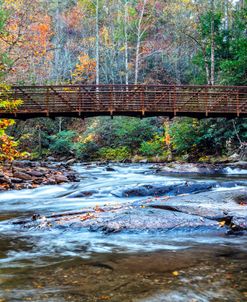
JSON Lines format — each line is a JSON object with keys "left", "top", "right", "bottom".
{"left": 49, "top": 130, "right": 77, "bottom": 155}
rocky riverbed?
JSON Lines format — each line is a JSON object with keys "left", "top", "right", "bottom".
{"left": 0, "top": 159, "right": 246, "bottom": 191}
{"left": 0, "top": 163, "right": 247, "bottom": 301}
{"left": 17, "top": 187, "right": 247, "bottom": 237}
{"left": 0, "top": 160, "right": 79, "bottom": 191}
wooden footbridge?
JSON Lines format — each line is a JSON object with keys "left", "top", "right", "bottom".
{"left": 0, "top": 85, "right": 246, "bottom": 119}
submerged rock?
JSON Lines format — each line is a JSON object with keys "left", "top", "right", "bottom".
{"left": 155, "top": 163, "right": 223, "bottom": 175}
{"left": 111, "top": 181, "right": 245, "bottom": 198}
{"left": 16, "top": 188, "right": 247, "bottom": 236}
{"left": 68, "top": 190, "right": 98, "bottom": 198}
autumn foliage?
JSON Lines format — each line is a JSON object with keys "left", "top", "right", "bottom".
{"left": 72, "top": 53, "right": 96, "bottom": 83}
{"left": 0, "top": 84, "right": 25, "bottom": 162}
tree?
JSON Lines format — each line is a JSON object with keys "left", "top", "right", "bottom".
{"left": 0, "top": 84, "right": 24, "bottom": 161}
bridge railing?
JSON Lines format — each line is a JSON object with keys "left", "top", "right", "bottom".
{"left": 0, "top": 84, "right": 246, "bottom": 118}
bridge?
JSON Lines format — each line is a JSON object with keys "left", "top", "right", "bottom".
{"left": 0, "top": 84, "right": 246, "bottom": 119}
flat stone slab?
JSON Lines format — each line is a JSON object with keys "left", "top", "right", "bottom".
{"left": 15, "top": 188, "right": 247, "bottom": 235}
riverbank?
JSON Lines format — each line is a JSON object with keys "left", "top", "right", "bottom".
{"left": 0, "top": 160, "right": 246, "bottom": 191}
{"left": 0, "top": 160, "right": 79, "bottom": 191}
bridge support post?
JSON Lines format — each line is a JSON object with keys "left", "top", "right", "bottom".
{"left": 78, "top": 87, "right": 82, "bottom": 117}
{"left": 236, "top": 92, "right": 240, "bottom": 117}
{"left": 46, "top": 87, "right": 49, "bottom": 117}
{"left": 141, "top": 86, "right": 145, "bottom": 117}
{"left": 173, "top": 86, "right": 177, "bottom": 116}
{"left": 205, "top": 87, "right": 208, "bottom": 117}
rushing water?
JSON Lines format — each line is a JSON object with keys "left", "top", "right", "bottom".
{"left": 0, "top": 163, "right": 246, "bottom": 302}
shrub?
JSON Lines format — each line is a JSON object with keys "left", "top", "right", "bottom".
{"left": 75, "top": 141, "right": 99, "bottom": 160}
{"left": 49, "top": 130, "right": 77, "bottom": 155}
{"left": 97, "top": 146, "right": 131, "bottom": 161}
{"left": 139, "top": 140, "right": 163, "bottom": 157}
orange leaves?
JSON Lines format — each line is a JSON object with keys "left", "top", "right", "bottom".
{"left": 63, "top": 4, "right": 83, "bottom": 29}
{"left": 94, "top": 205, "right": 105, "bottom": 212}
{"left": 0, "top": 119, "right": 14, "bottom": 130}
{"left": 72, "top": 53, "right": 96, "bottom": 83}
{"left": 0, "top": 85, "right": 25, "bottom": 162}
{"left": 80, "top": 212, "right": 96, "bottom": 221}
{"left": 165, "top": 133, "right": 171, "bottom": 146}
{"left": 0, "top": 134, "right": 22, "bottom": 161}
{"left": 1, "top": 1, "right": 53, "bottom": 82}
{"left": 164, "top": 121, "right": 171, "bottom": 146}
{"left": 99, "top": 296, "right": 111, "bottom": 301}
{"left": 30, "top": 15, "right": 52, "bottom": 54}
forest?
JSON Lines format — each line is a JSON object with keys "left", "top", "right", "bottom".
{"left": 0, "top": 0, "right": 246, "bottom": 162}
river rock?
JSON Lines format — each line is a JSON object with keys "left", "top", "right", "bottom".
{"left": 156, "top": 163, "right": 223, "bottom": 175}
{"left": 47, "top": 156, "right": 56, "bottom": 161}
{"left": 13, "top": 171, "right": 33, "bottom": 181}
{"left": 111, "top": 181, "right": 217, "bottom": 198}
{"left": 33, "top": 178, "right": 44, "bottom": 185}
{"left": 26, "top": 170, "right": 45, "bottom": 177}
{"left": 139, "top": 159, "right": 148, "bottom": 163}
{"left": 106, "top": 166, "right": 116, "bottom": 172}
{"left": 55, "top": 175, "right": 69, "bottom": 184}
{"left": 68, "top": 190, "right": 98, "bottom": 198}
{"left": 0, "top": 175, "right": 11, "bottom": 184}
{"left": 12, "top": 160, "right": 37, "bottom": 168}
{"left": 20, "top": 187, "right": 246, "bottom": 236}
{"left": 44, "top": 178, "right": 57, "bottom": 185}
{"left": 11, "top": 178, "right": 24, "bottom": 184}
{"left": 65, "top": 158, "right": 76, "bottom": 166}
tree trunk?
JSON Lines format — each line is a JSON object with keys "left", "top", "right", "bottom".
{"left": 95, "top": 0, "right": 100, "bottom": 85}
{"left": 134, "top": 0, "right": 147, "bottom": 85}
{"left": 124, "top": 0, "right": 129, "bottom": 85}
{"left": 210, "top": 0, "right": 215, "bottom": 85}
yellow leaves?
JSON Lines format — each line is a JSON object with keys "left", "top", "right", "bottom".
{"left": 94, "top": 205, "right": 105, "bottom": 212}
{"left": 119, "top": 46, "right": 126, "bottom": 52}
{"left": 172, "top": 271, "right": 179, "bottom": 276}
{"left": 101, "top": 27, "right": 111, "bottom": 47}
{"left": 0, "top": 85, "right": 25, "bottom": 163}
{"left": 0, "top": 134, "right": 24, "bottom": 162}
{"left": 83, "top": 133, "right": 95, "bottom": 144}
{"left": 0, "top": 119, "right": 14, "bottom": 130}
{"left": 72, "top": 53, "right": 96, "bottom": 83}
{"left": 4, "top": 0, "right": 24, "bottom": 10}
{"left": 218, "top": 220, "right": 225, "bottom": 227}
{"left": 80, "top": 212, "right": 96, "bottom": 221}
{"left": 0, "top": 99, "right": 23, "bottom": 112}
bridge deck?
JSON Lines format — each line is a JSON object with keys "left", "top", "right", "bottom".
{"left": 0, "top": 85, "right": 246, "bottom": 119}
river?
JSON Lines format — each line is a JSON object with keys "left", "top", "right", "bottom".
{"left": 0, "top": 163, "right": 246, "bottom": 302}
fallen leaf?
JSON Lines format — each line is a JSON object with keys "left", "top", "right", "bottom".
{"left": 218, "top": 221, "right": 226, "bottom": 227}
{"left": 94, "top": 205, "right": 105, "bottom": 212}
{"left": 80, "top": 213, "right": 96, "bottom": 221}
{"left": 99, "top": 296, "right": 111, "bottom": 300}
